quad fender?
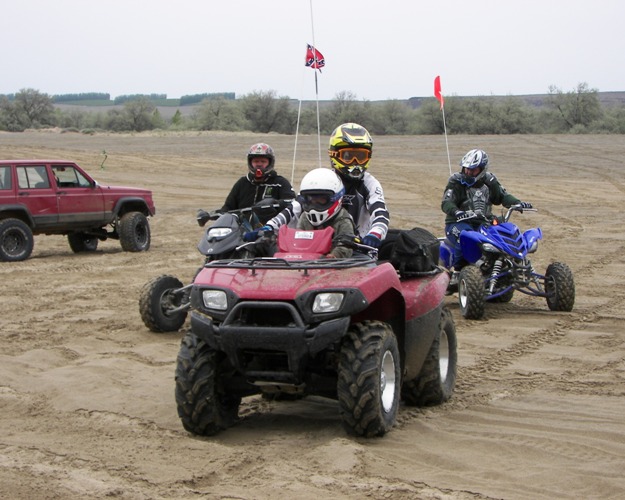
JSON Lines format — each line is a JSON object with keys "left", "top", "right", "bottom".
{"left": 197, "top": 212, "right": 243, "bottom": 255}
{"left": 438, "top": 239, "right": 453, "bottom": 269}
{"left": 459, "top": 230, "right": 489, "bottom": 264}
{"left": 399, "top": 273, "right": 449, "bottom": 380}
{"left": 523, "top": 227, "right": 543, "bottom": 250}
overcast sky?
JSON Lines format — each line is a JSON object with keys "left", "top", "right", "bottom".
{"left": 2, "top": 0, "right": 623, "bottom": 101}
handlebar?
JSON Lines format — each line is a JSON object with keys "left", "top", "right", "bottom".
{"left": 197, "top": 199, "right": 290, "bottom": 227}
{"left": 502, "top": 204, "right": 537, "bottom": 223}
{"left": 456, "top": 205, "right": 537, "bottom": 225}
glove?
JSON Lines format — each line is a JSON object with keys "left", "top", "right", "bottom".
{"left": 455, "top": 209, "right": 476, "bottom": 222}
{"left": 197, "top": 209, "right": 210, "bottom": 227}
{"left": 362, "top": 232, "right": 382, "bottom": 248}
{"left": 243, "top": 225, "right": 273, "bottom": 242}
{"left": 519, "top": 201, "right": 533, "bottom": 209}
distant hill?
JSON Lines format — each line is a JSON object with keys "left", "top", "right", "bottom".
{"left": 406, "top": 91, "right": 625, "bottom": 109}
{"left": 53, "top": 91, "right": 625, "bottom": 120}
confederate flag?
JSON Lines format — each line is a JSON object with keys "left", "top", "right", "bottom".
{"left": 305, "top": 44, "right": 325, "bottom": 72}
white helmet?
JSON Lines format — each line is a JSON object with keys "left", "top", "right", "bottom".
{"left": 459, "top": 149, "right": 489, "bottom": 186}
{"left": 299, "top": 168, "right": 345, "bottom": 227}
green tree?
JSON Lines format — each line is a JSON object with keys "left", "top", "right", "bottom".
{"left": 323, "top": 91, "right": 371, "bottom": 132}
{"left": 171, "top": 109, "right": 182, "bottom": 126}
{"left": 240, "top": 90, "right": 295, "bottom": 134}
{"left": 15, "top": 88, "right": 55, "bottom": 127}
{"left": 194, "top": 97, "right": 246, "bottom": 131}
{"left": 0, "top": 88, "right": 55, "bottom": 130}
{"left": 151, "top": 108, "right": 165, "bottom": 129}
{"left": 546, "top": 83, "right": 603, "bottom": 131}
{"left": 369, "top": 100, "right": 412, "bottom": 135}
{"left": 123, "top": 98, "right": 156, "bottom": 132}
{"left": 0, "top": 96, "right": 27, "bottom": 131}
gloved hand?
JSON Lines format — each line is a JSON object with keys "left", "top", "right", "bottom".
{"left": 197, "top": 209, "right": 210, "bottom": 227}
{"left": 362, "top": 232, "right": 382, "bottom": 248}
{"left": 455, "top": 209, "right": 476, "bottom": 222}
{"left": 243, "top": 225, "right": 273, "bottom": 242}
{"left": 519, "top": 201, "right": 533, "bottom": 209}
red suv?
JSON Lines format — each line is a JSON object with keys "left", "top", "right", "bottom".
{"left": 0, "top": 160, "right": 155, "bottom": 261}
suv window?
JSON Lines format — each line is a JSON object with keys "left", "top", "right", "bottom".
{"left": 52, "top": 165, "right": 92, "bottom": 188}
{"left": 17, "top": 166, "right": 50, "bottom": 189}
{"left": 0, "top": 166, "right": 11, "bottom": 190}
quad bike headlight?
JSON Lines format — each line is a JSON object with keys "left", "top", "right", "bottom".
{"left": 207, "top": 227, "right": 232, "bottom": 239}
{"left": 312, "top": 292, "right": 344, "bottom": 313}
{"left": 202, "top": 289, "right": 228, "bottom": 310}
{"left": 481, "top": 243, "right": 500, "bottom": 253}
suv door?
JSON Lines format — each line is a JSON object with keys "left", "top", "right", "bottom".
{"left": 16, "top": 164, "right": 59, "bottom": 228}
{"left": 52, "top": 164, "right": 105, "bottom": 227}
{"left": 0, "top": 165, "right": 13, "bottom": 200}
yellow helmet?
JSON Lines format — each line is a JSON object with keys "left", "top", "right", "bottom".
{"left": 328, "top": 123, "right": 373, "bottom": 181}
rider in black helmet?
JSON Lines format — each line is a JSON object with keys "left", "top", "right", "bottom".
{"left": 220, "top": 143, "right": 295, "bottom": 224}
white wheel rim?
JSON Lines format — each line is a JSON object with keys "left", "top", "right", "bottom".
{"left": 380, "top": 349, "right": 397, "bottom": 413}
{"left": 439, "top": 330, "right": 449, "bottom": 382}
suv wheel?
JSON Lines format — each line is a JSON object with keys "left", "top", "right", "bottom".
{"left": 68, "top": 232, "right": 99, "bottom": 253}
{"left": 119, "top": 212, "right": 150, "bottom": 252}
{"left": 0, "top": 218, "right": 34, "bottom": 262}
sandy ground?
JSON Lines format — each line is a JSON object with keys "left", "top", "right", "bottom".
{"left": 1, "top": 130, "right": 624, "bottom": 500}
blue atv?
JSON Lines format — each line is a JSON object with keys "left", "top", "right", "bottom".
{"left": 439, "top": 205, "right": 575, "bottom": 319}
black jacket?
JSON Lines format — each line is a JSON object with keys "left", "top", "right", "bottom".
{"left": 441, "top": 171, "right": 520, "bottom": 225}
{"left": 221, "top": 171, "right": 295, "bottom": 224}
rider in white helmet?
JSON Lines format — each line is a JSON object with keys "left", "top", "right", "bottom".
{"left": 245, "top": 168, "right": 356, "bottom": 258}
{"left": 297, "top": 168, "right": 355, "bottom": 258}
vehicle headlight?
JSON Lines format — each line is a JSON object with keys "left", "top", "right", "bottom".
{"left": 207, "top": 227, "right": 232, "bottom": 239}
{"left": 202, "top": 290, "right": 228, "bottom": 310}
{"left": 528, "top": 240, "right": 539, "bottom": 253}
{"left": 312, "top": 292, "right": 344, "bottom": 313}
{"left": 481, "top": 243, "right": 500, "bottom": 253}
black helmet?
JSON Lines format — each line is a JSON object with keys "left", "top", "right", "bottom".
{"left": 459, "top": 149, "right": 488, "bottom": 186}
{"left": 247, "top": 143, "right": 276, "bottom": 183}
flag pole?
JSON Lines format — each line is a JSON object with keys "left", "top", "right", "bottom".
{"left": 291, "top": 96, "right": 303, "bottom": 186}
{"left": 434, "top": 75, "right": 452, "bottom": 176}
{"left": 309, "top": 0, "right": 322, "bottom": 168}
{"left": 441, "top": 105, "right": 452, "bottom": 176}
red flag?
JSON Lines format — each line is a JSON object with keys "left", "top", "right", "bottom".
{"left": 305, "top": 44, "right": 325, "bottom": 72}
{"left": 434, "top": 75, "right": 444, "bottom": 109}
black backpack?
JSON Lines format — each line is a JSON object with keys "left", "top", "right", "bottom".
{"left": 389, "top": 227, "right": 440, "bottom": 277}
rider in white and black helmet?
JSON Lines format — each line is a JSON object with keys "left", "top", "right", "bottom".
{"left": 297, "top": 168, "right": 355, "bottom": 258}
{"left": 243, "top": 168, "right": 356, "bottom": 258}
{"left": 441, "top": 149, "right": 533, "bottom": 276}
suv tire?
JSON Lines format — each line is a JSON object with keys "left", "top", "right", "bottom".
{"left": 68, "top": 232, "right": 99, "bottom": 253}
{"left": 119, "top": 212, "right": 150, "bottom": 252}
{"left": 0, "top": 218, "right": 34, "bottom": 262}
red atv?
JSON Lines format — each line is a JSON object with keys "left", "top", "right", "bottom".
{"left": 175, "top": 226, "right": 457, "bottom": 438}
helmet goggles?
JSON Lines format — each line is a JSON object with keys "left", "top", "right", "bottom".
{"left": 330, "top": 147, "right": 371, "bottom": 166}
{"left": 301, "top": 190, "right": 341, "bottom": 212}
